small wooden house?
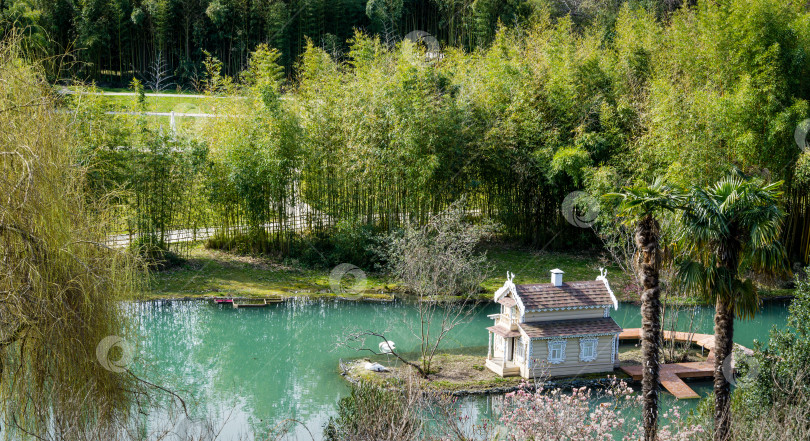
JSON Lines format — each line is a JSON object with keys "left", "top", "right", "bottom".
{"left": 485, "top": 269, "right": 622, "bottom": 378}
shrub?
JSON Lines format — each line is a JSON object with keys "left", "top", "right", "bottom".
{"left": 129, "top": 236, "right": 184, "bottom": 271}
{"left": 324, "top": 381, "right": 421, "bottom": 441}
{"left": 499, "top": 379, "right": 704, "bottom": 441}
{"left": 735, "top": 269, "right": 810, "bottom": 413}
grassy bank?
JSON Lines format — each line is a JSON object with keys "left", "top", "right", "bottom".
{"left": 147, "top": 244, "right": 631, "bottom": 301}
{"left": 340, "top": 352, "right": 637, "bottom": 394}
{"left": 146, "top": 244, "right": 793, "bottom": 303}
{"left": 341, "top": 354, "right": 523, "bottom": 393}
{"left": 148, "top": 246, "right": 394, "bottom": 300}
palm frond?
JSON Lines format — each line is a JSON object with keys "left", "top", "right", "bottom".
{"left": 675, "top": 172, "right": 785, "bottom": 315}
{"left": 610, "top": 177, "right": 686, "bottom": 224}
{"left": 676, "top": 260, "right": 709, "bottom": 298}
{"left": 744, "top": 239, "right": 789, "bottom": 276}
{"left": 733, "top": 278, "right": 759, "bottom": 321}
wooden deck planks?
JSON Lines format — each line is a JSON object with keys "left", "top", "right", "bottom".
{"left": 620, "top": 362, "right": 714, "bottom": 399}
{"left": 618, "top": 328, "right": 752, "bottom": 400}
{"left": 619, "top": 328, "right": 717, "bottom": 350}
{"left": 659, "top": 372, "right": 701, "bottom": 399}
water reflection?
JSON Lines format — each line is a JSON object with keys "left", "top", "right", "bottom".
{"left": 129, "top": 299, "right": 789, "bottom": 439}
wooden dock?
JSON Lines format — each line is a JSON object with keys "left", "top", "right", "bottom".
{"left": 618, "top": 328, "right": 751, "bottom": 399}
{"left": 214, "top": 297, "right": 284, "bottom": 308}
{"left": 620, "top": 361, "right": 713, "bottom": 399}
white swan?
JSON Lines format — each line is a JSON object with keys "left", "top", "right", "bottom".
{"left": 378, "top": 340, "right": 396, "bottom": 354}
{"left": 364, "top": 362, "right": 389, "bottom": 372}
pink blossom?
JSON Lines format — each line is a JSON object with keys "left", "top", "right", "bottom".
{"left": 497, "top": 378, "right": 704, "bottom": 441}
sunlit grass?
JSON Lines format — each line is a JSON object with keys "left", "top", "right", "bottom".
{"left": 484, "top": 246, "right": 627, "bottom": 291}
{"left": 101, "top": 95, "right": 216, "bottom": 113}
{"left": 149, "top": 245, "right": 396, "bottom": 299}
{"left": 149, "top": 244, "right": 635, "bottom": 301}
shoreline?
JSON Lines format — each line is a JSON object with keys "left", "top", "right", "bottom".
{"left": 146, "top": 244, "right": 795, "bottom": 306}
{"left": 135, "top": 292, "right": 795, "bottom": 306}
{"left": 337, "top": 356, "right": 639, "bottom": 397}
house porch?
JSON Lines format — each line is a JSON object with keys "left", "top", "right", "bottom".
{"left": 485, "top": 357, "right": 521, "bottom": 377}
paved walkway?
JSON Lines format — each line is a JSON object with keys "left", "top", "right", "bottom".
{"left": 59, "top": 88, "right": 214, "bottom": 99}
{"left": 618, "top": 328, "right": 751, "bottom": 399}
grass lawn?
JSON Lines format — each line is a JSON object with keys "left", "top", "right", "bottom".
{"left": 341, "top": 352, "right": 631, "bottom": 393}
{"left": 62, "top": 86, "right": 239, "bottom": 114}
{"left": 95, "top": 86, "right": 201, "bottom": 95}
{"left": 341, "top": 354, "right": 523, "bottom": 393}
{"left": 146, "top": 243, "right": 794, "bottom": 304}
{"left": 484, "top": 246, "right": 628, "bottom": 292}
{"left": 147, "top": 243, "right": 636, "bottom": 301}
{"left": 148, "top": 246, "right": 396, "bottom": 300}
{"left": 101, "top": 94, "right": 217, "bottom": 114}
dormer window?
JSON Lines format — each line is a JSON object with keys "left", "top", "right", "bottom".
{"left": 548, "top": 339, "right": 566, "bottom": 364}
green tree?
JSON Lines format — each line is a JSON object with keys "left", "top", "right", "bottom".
{"left": 677, "top": 172, "right": 787, "bottom": 441}
{"left": 0, "top": 34, "right": 143, "bottom": 437}
{"left": 610, "top": 178, "right": 685, "bottom": 441}
{"left": 366, "top": 0, "right": 403, "bottom": 42}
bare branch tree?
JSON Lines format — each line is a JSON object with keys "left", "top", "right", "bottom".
{"left": 593, "top": 219, "right": 643, "bottom": 297}
{"left": 144, "top": 51, "right": 175, "bottom": 93}
{"left": 342, "top": 201, "right": 493, "bottom": 378}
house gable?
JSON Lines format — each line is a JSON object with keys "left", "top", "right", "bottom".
{"left": 513, "top": 276, "right": 618, "bottom": 314}
{"left": 493, "top": 272, "right": 526, "bottom": 318}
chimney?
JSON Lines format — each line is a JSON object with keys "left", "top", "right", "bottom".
{"left": 550, "top": 269, "right": 564, "bottom": 287}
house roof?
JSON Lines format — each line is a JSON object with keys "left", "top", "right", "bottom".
{"left": 520, "top": 317, "right": 622, "bottom": 339}
{"left": 487, "top": 325, "right": 522, "bottom": 338}
{"left": 497, "top": 297, "right": 516, "bottom": 307}
{"left": 516, "top": 280, "right": 615, "bottom": 311}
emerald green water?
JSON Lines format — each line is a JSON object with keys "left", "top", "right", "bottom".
{"left": 132, "top": 299, "right": 790, "bottom": 439}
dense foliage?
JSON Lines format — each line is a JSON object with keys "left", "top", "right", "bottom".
{"left": 0, "top": 35, "right": 143, "bottom": 438}
{"left": 324, "top": 381, "right": 421, "bottom": 441}
{"left": 739, "top": 271, "right": 810, "bottom": 411}
{"left": 0, "top": 0, "right": 544, "bottom": 84}
{"left": 66, "top": 0, "right": 810, "bottom": 268}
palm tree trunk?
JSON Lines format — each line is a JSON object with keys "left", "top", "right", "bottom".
{"left": 714, "top": 237, "right": 740, "bottom": 441}
{"left": 635, "top": 214, "right": 662, "bottom": 441}
{"left": 713, "top": 297, "right": 734, "bottom": 441}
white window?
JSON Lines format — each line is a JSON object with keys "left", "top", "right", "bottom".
{"left": 580, "top": 338, "right": 598, "bottom": 362}
{"left": 547, "top": 339, "right": 566, "bottom": 364}
{"left": 516, "top": 338, "right": 526, "bottom": 361}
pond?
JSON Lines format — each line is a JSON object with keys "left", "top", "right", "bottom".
{"left": 132, "top": 299, "right": 790, "bottom": 439}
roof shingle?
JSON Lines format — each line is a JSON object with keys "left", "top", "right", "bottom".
{"left": 497, "top": 297, "right": 516, "bottom": 307}
{"left": 487, "top": 325, "right": 522, "bottom": 338}
{"left": 516, "top": 280, "right": 613, "bottom": 311}
{"left": 520, "top": 318, "right": 622, "bottom": 339}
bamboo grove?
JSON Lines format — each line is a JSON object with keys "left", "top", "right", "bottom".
{"left": 0, "top": 0, "right": 543, "bottom": 85}
{"left": 68, "top": 0, "right": 810, "bottom": 267}
{"left": 0, "top": 1, "right": 698, "bottom": 87}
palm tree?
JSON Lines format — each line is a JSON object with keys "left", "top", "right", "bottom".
{"left": 677, "top": 172, "right": 786, "bottom": 441}
{"left": 610, "top": 178, "right": 685, "bottom": 441}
